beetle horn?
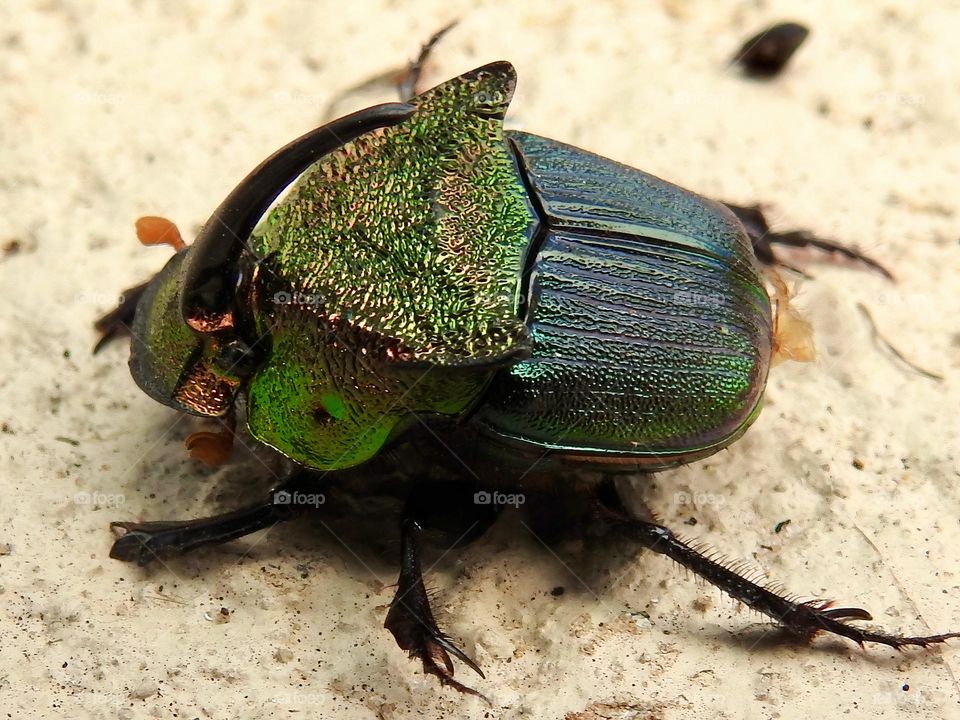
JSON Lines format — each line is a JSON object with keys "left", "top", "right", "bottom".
{"left": 179, "top": 102, "right": 418, "bottom": 335}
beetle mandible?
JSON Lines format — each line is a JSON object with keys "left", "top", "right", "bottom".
{"left": 95, "top": 57, "right": 957, "bottom": 697}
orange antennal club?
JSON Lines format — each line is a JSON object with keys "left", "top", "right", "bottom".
{"left": 135, "top": 216, "right": 186, "bottom": 252}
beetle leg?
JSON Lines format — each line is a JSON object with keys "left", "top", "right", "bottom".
{"left": 397, "top": 21, "right": 458, "bottom": 101}
{"left": 723, "top": 202, "right": 894, "bottom": 280}
{"left": 109, "top": 472, "right": 319, "bottom": 566}
{"left": 385, "top": 482, "right": 497, "bottom": 700}
{"left": 319, "top": 23, "right": 456, "bottom": 121}
{"left": 92, "top": 280, "right": 150, "bottom": 353}
{"left": 594, "top": 480, "right": 960, "bottom": 650}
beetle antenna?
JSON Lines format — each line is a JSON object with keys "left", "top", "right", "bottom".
{"left": 135, "top": 216, "right": 186, "bottom": 252}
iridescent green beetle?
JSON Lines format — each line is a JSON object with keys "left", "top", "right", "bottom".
{"left": 97, "top": 61, "right": 956, "bottom": 697}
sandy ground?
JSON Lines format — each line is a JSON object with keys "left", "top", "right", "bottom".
{"left": 2, "top": 1, "right": 959, "bottom": 718}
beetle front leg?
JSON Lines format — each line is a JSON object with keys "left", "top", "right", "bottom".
{"left": 94, "top": 216, "right": 192, "bottom": 353}
{"left": 109, "top": 472, "right": 320, "bottom": 566}
{"left": 385, "top": 482, "right": 498, "bottom": 699}
{"left": 594, "top": 480, "right": 960, "bottom": 650}
{"left": 93, "top": 280, "right": 150, "bottom": 353}
{"left": 723, "top": 202, "right": 894, "bottom": 280}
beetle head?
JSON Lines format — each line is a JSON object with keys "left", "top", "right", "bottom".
{"left": 129, "top": 248, "right": 247, "bottom": 417}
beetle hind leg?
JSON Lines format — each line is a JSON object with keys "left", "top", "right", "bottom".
{"left": 724, "top": 202, "right": 894, "bottom": 280}
{"left": 109, "top": 472, "right": 319, "bottom": 566}
{"left": 396, "top": 21, "right": 457, "bottom": 100}
{"left": 385, "top": 482, "right": 498, "bottom": 700}
{"left": 594, "top": 480, "right": 960, "bottom": 650}
{"left": 320, "top": 23, "right": 456, "bottom": 121}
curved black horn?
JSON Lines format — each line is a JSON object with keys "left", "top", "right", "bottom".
{"left": 180, "top": 101, "right": 417, "bottom": 333}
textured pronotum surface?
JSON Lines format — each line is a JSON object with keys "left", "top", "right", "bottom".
{"left": 243, "top": 63, "right": 537, "bottom": 469}
{"left": 252, "top": 61, "right": 536, "bottom": 366}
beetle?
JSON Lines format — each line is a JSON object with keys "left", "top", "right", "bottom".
{"left": 95, "top": 59, "right": 957, "bottom": 697}
{"left": 733, "top": 21, "right": 811, "bottom": 79}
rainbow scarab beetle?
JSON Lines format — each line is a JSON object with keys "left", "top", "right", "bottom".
{"left": 96, "top": 61, "right": 956, "bottom": 697}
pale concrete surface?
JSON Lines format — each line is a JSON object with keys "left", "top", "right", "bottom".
{"left": 1, "top": 1, "right": 959, "bottom": 718}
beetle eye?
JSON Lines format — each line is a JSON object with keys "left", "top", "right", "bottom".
{"left": 214, "top": 339, "right": 257, "bottom": 374}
